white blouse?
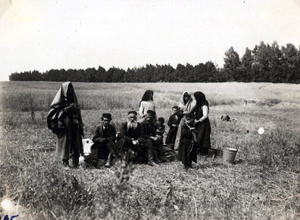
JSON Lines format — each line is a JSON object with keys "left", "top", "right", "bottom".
{"left": 139, "top": 101, "right": 156, "bottom": 117}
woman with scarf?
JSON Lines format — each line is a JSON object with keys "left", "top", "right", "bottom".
{"left": 174, "top": 91, "right": 196, "bottom": 150}
{"left": 139, "top": 90, "right": 156, "bottom": 119}
{"left": 47, "top": 82, "right": 84, "bottom": 167}
{"left": 192, "top": 91, "right": 211, "bottom": 155}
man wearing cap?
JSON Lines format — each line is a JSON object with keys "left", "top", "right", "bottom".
{"left": 91, "top": 113, "right": 116, "bottom": 167}
{"left": 139, "top": 110, "right": 162, "bottom": 166}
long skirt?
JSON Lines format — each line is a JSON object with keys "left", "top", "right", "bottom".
{"left": 196, "top": 119, "right": 211, "bottom": 155}
{"left": 56, "top": 125, "right": 83, "bottom": 165}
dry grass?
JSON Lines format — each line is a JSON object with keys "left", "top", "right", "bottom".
{"left": 0, "top": 82, "right": 300, "bottom": 219}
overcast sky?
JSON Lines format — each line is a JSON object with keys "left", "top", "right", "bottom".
{"left": 0, "top": 0, "right": 300, "bottom": 81}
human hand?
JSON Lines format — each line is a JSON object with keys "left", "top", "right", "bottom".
{"left": 151, "top": 136, "right": 158, "bottom": 141}
{"left": 67, "top": 103, "right": 79, "bottom": 111}
{"left": 132, "top": 140, "right": 139, "bottom": 145}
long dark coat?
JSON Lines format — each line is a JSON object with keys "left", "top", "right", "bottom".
{"left": 92, "top": 123, "right": 116, "bottom": 159}
{"left": 166, "top": 114, "right": 180, "bottom": 145}
{"left": 178, "top": 125, "right": 197, "bottom": 168}
{"left": 47, "top": 82, "right": 84, "bottom": 163}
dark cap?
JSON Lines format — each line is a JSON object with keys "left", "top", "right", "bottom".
{"left": 147, "top": 110, "right": 156, "bottom": 117}
{"left": 172, "top": 106, "right": 179, "bottom": 110}
{"left": 128, "top": 110, "right": 137, "bottom": 116}
{"left": 102, "top": 113, "right": 112, "bottom": 120}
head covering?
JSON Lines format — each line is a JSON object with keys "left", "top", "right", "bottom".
{"left": 146, "top": 110, "right": 156, "bottom": 118}
{"left": 47, "top": 82, "right": 83, "bottom": 135}
{"left": 128, "top": 110, "right": 137, "bottom": 116}
{"left": 178, "top": 91, "right": 196, "bottom": 113}
{"left": 194, "top": 91, "right": 209, "bottom": 108}
{"left": 172, "top": 106, "right": 179, "bottom": 110}
{"left": 49, "top": 82, "right": 79, "bottom": 109}
{"left": 102, "top": 113, "right": 112, "bottom": 120}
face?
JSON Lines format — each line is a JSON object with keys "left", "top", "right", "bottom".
{"left": 102, "top": 117, "right": 111, "bottom": 126}
{"left": 186, "top": 117, "right": 195, "bottom": 126}
{"left": 172, "top": 108, "right": 178, "bottom": 114}
{"left": 183, "top": 93, "right": 190, "bottom": 102}
{"left": 146, "top": 114, "right": 154, "bottom": 123}
{"left": 128, "top": 114, "right": 137, "bottom": 122}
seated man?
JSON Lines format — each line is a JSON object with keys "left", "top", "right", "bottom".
{"left": 117, "top": 111, "right": 144, "bottom": 167}
{"left": 91, "top": 113, "right": 116, "bottom": 167}
{"left": 139, "top": 110, "right": 162, "bottom": 166}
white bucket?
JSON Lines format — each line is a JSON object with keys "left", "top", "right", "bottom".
{"left": 223, "top": 148, "right": 238, "bottom": 164}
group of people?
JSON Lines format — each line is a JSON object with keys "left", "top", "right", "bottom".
{"left": 47, "top": 82, "right": 211, "bottom": 169}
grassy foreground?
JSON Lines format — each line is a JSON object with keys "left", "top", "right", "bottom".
{"left": 0, "top": 82, "right": 300, "bottom": 219}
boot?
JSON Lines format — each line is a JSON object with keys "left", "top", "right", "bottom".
{"left": 153, "top": 151, "right": 161, "bottom": 164}
{"left": 62, "top": 159, "right": 69, "bottom": 167}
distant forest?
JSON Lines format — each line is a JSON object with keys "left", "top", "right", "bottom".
{"left": 9, "top": 41, "right": 300, "bottom": 83}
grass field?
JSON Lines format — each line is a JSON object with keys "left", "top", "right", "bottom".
{"left": 0, "top": 81, "right": 300, "bottom": 219}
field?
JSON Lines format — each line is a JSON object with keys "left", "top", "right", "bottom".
{"left": 0, "top": 81, "right": 300, "bottom": 220}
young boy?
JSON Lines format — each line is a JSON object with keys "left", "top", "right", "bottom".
{"left": 156, "top": 117, "right": 166, "bottom": 140}
{"left": 166, "top": 106, "right": 181, "bottom": 148}
{"left": 178, "top": 112, "right": 197, "bottom": 169}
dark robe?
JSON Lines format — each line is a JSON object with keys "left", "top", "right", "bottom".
{"left": 139, "top": 118, "right": 162, "bottom": 163}
{"left": 117, "top": 122, "right": 144, "bottom": 151}
{"left": 166, "top": 114, "right": 180, "bottom": 145}
{"left": 178, "top": 124, "right": 197, "bottom": 168}
{"left": 47, "top": 82, "right": 84, "bottom": 166}
{"left": 91, "top": 123, "right": 116, "bottom": 160}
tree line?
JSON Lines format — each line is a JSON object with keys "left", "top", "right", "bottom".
{"left": 9, "top": 41, "right": 300, "bottom": 83}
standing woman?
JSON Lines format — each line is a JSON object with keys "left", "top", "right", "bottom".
{"left": 174, "top": 91, "right": 196, "bottom": 150}
{"left": 139, "top": 90, "right": 156, "bottom": 119}
{"left": 192, "top": 91, "right": 211, "bottom": 155}
{"left": 47, "top": 82, "right": 84, "bottom": 167}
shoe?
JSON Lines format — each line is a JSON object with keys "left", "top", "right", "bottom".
{"left": 121, "top": 160, "right": 127, "bottom": 168}
{"left": 105, "top": 161, "right": 111, "bottom": 168}
{"left": 92, "top": 160, "right": 98, "bottom": 167}
{"left": 62, "top": 159, "right": 69, "bottom": 167}
{"left": 148, "top": 161, "right": 158, "bottom": 166}
{"left": 154, "top": 158, "right": 161, "bottom": 164}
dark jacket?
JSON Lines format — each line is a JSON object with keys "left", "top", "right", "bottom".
{"left": 118, "top": 122, "right": 144, "bottom": 142}
{"left": 139, "top": 118, "right": 157, "bottom": 139}
{"left": 167, "top": 114, "right": 180, "bottom": 131}
{"left": 92, "top": 123, "right": 116, "bottom": 144}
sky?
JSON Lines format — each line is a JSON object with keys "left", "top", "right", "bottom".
{"left": 0, "top": 0, "right": 300, "bottom": 81}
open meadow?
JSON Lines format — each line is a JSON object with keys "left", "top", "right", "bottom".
{"left": 0, "top": 81, "right": 300, "bottom": 219}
